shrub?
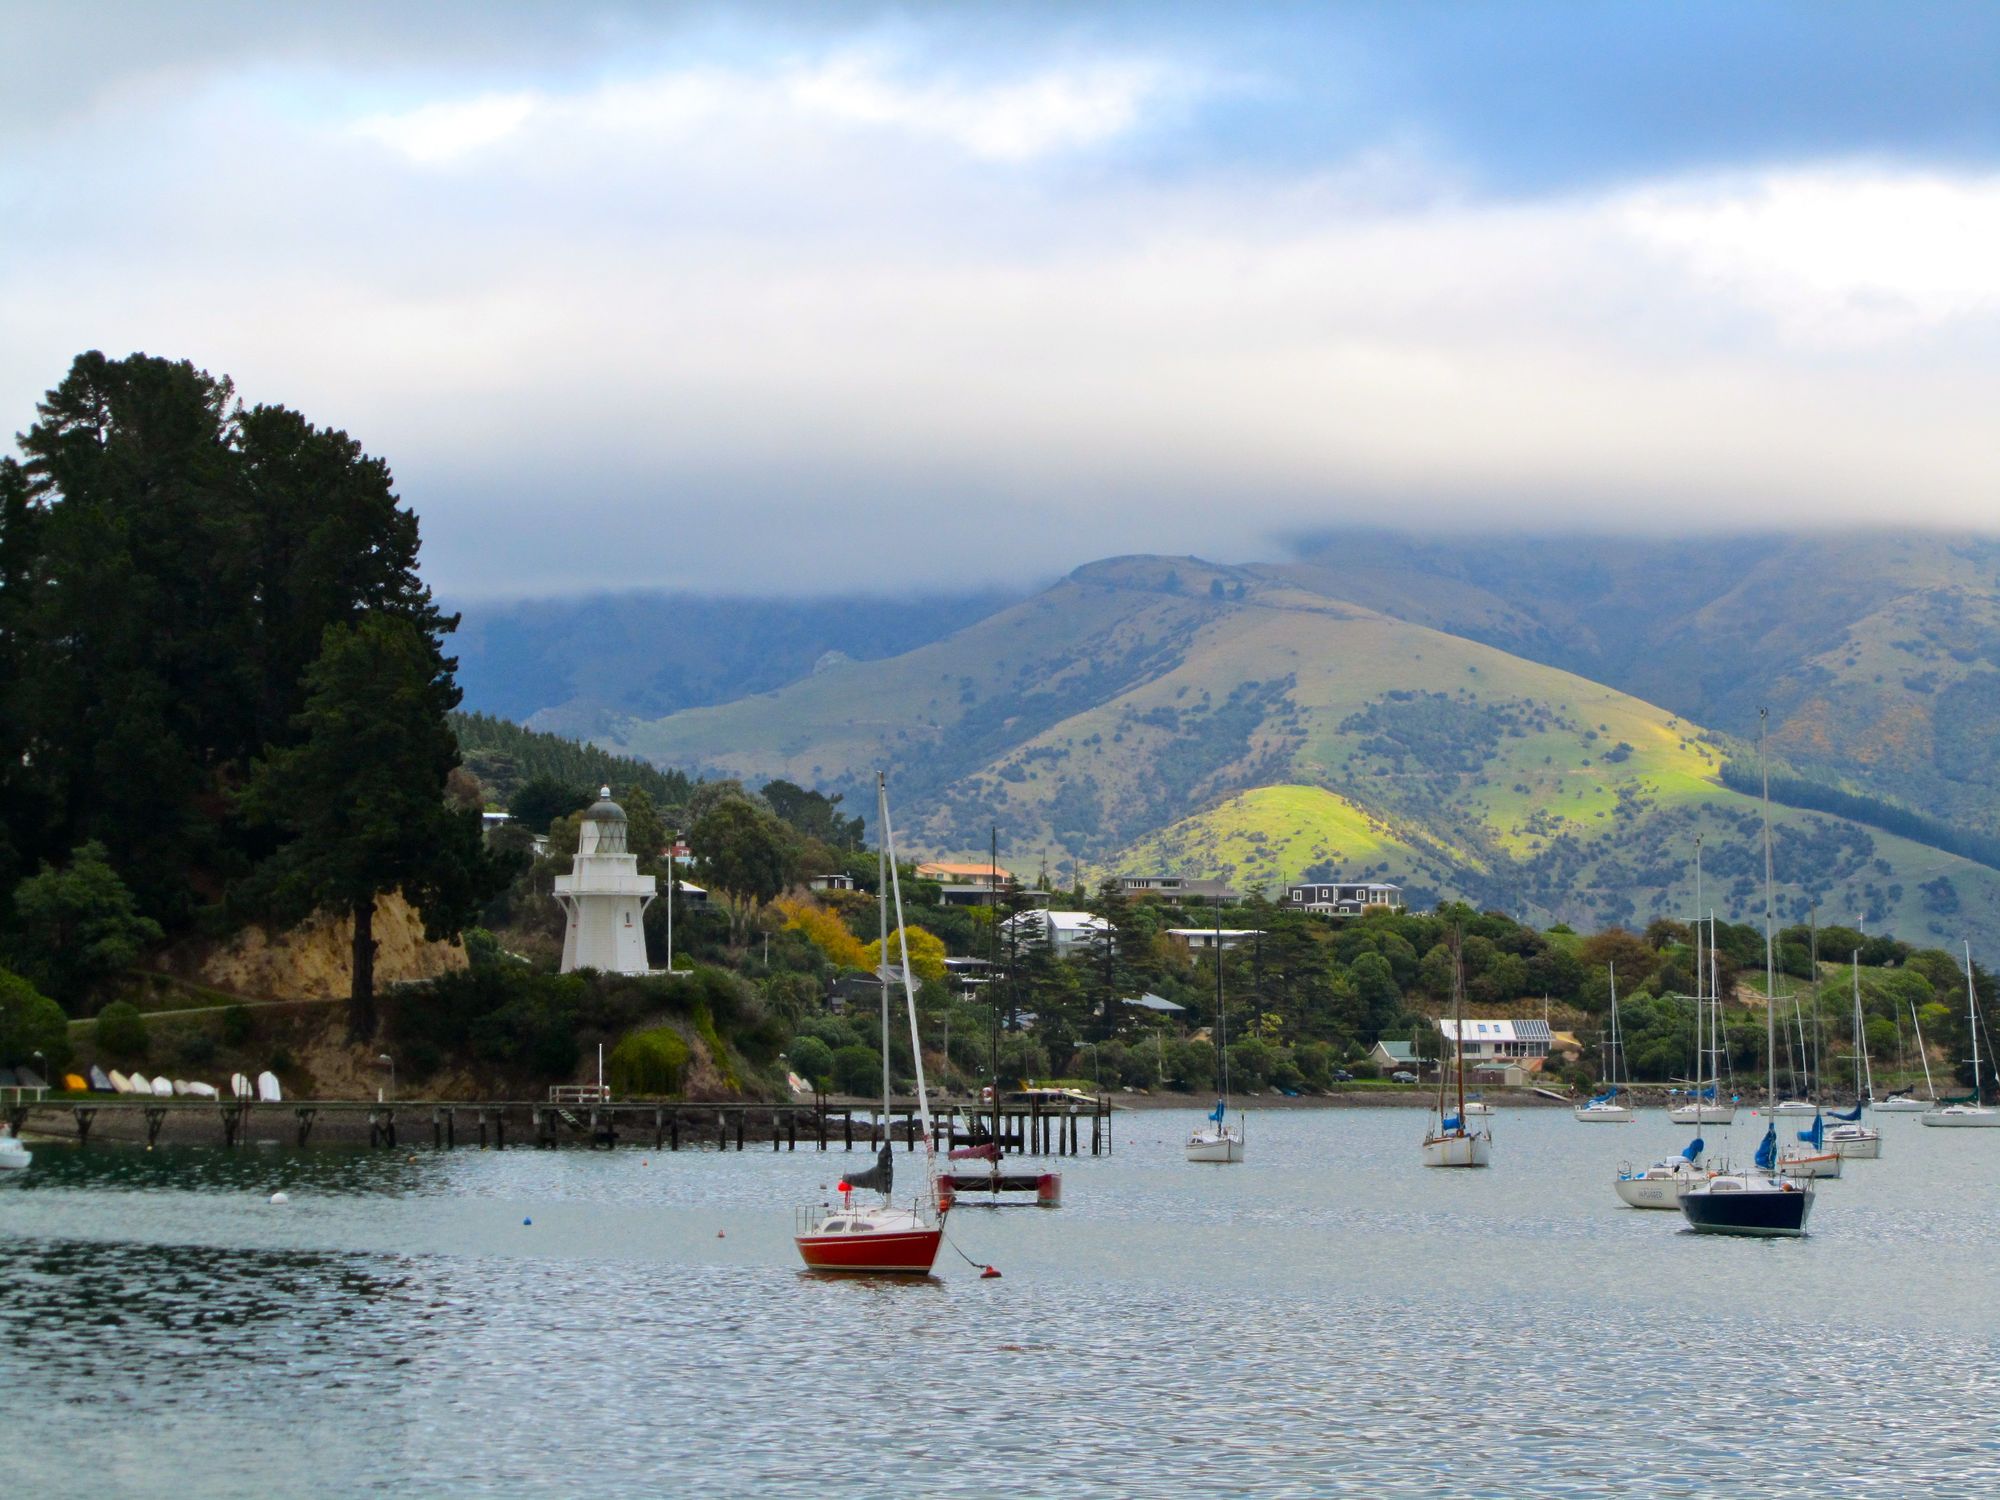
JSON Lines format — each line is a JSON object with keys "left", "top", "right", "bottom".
{"left": 831, "top": 1043, "right": 882, "bottom": 1097}
{"left": 1226, "top": 1037, "right": 1276, "bottom": 1092}
{"left": 788, "top": 1034, "right": 835, "bottom": 1088}
{"left": 608, "top": 1027, "right": 691, "bottom": 1096}
{"left": 221, "top": 1004, "right": 254, "bottom": 1046}
{"left": 0, "top": 969, "right": 72, "bottom": 1072}
{"left": 93, "top": 999, "right": 148, "bottom": 1063}
{"left": 10, "top": 842, "right": 164, "bottom": 1006}
{"left": 775, "top": 896, "right": 869, "bottom": 969}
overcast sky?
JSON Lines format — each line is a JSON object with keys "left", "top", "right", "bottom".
{"left": 5, "top": 2, "right": 1999, "bottom": 599}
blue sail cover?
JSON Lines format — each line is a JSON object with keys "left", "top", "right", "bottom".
{"left": 1209, "top": 1100, "right": 1226, "bottom": 1124}
{"left": 1754, "top": 1122, "right": 1778, "bottom": 1170}
{"left": 1828, "top": 1102, "right": 1863, "bottom": 1122}
{"left": 1586, "top": 1091, "right": 1618, "bottom": 1106}
{"left": 1699, "top": 1086, "right": 1716, "bottom": 1100}
{"left": 1442, "top": 1114, "right": 1461, "bottom": 1132}
{"left": 1681, "top": 1136, "right": 1706, "bottom": 1162}
{"left": 1797, "top": 1113, "right": 1825, "bottom": 1148}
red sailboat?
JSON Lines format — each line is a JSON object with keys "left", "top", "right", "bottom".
{"left": 795, "top": 773, "right": 946, "bottom": 1274}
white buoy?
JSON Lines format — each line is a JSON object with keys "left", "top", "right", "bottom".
{"left": 268, "top": 1191, "right": 290, "bottom": 1204}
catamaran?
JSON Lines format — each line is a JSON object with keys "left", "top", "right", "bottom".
{"left": 1679, "top": 709, "right": 1814, "bottom": 1237}
{"left": 1920, "top": 942, "right": 2000, "bottom": 1129}
{"left": 1423, "top": 936, "right": 1492, "bottom": 1168}
{"left": 794, "top": 774, "right": 947, "bottom": 1273}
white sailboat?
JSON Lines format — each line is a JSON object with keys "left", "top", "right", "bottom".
{"left": 1615, "top": 1135, "right": 1710, "bottom": 1209}
{"left": 1824, "top": 953, "right": 1881, "bottom": 1159}
{"left": 1670, "top": 876, "right": 1735, "bottom": 1124}
{"left": 1424, "top": 936, "right": 1492, "bottom": 1168}
{"left": 1575, "top": 962, "right": 1635, "bottom": 1122}
{"left": 1921, "top": 942, "right": 2000, "bottom": 1129}
{"left": 1186, "top": 907, "right": 1244, "bottom": 1163}
{"left": 1877, "top": 986, "right": 1938, "bottom": 1110}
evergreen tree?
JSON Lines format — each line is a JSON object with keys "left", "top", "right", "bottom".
{"left": 242, "top": 614, "right": 502, "bottom": 1038}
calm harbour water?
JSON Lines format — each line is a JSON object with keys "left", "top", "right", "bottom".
{"left": 5, "top": 1105, "right": 1999, "bottom": 1498}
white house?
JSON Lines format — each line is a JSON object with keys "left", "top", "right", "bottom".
{"left": 551, "top": 788, "right": 657, "bottom": 975}
{"left": 1436, "top": 1018, "right": 1551, "bottom": 1062}
{"left": 1001, "top": 909, "right": 1114, "bottom": 956}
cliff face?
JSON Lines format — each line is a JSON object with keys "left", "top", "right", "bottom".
{"left": 192, "top": 893, "right": 467, "bottom": 1000}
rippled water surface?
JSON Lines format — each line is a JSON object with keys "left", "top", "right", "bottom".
{"left": 5, "top": 1106, "right": 1999, "bottom": 1497}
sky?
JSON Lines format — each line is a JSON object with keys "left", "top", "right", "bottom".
{"left": 4, "top": 2, "right": 1999, "bottom": 599}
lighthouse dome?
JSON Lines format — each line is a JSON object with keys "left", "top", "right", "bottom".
{"left": 577, "top": 787, "right": 629, "bottom": 855}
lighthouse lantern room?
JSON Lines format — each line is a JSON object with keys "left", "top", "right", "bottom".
{"left": 552, "top": 787, "right": 658, "bottom": 974}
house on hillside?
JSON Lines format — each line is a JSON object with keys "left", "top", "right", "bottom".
{"left": 1369, "top": 1039, "right": 1420, "bottom": 1073}
{"left": 917, "top": 861, "right": 1016, "bottom": 907}
{"left": 1284, "top": 881, "right": 1404, "bottom": 917}
{"left": 1437, "top": 1018, "right": 1551, "bottom": 1062}
{"left": 1167, "top": 928, "right": 1262, "bottom": 953}
{"left": 1118, "top": 874, "right": 1239, "bottom": 905}
{"left": 1122, "top": 992, "right": 1187, "bottom": 1017}
{"left": 1001, "top": 909, "right": 1114, "bottom": 956}
{"left": 808, "top": 873, "right": 856, "bottom": 892}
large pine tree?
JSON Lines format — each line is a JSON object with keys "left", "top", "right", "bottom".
{"left": 242, "top": 614, "right": 500, "bottom": 1039}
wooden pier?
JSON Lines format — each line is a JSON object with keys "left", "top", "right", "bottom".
{"left": 5, "top": 1094, "right": 1114, "bottom": 1155}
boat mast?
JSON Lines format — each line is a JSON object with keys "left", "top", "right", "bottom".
{"left": 879, "top": 775, "right": 934, "bottom": 1154}
{"left": 1760, "top": 707, "right": 1777, "bottom": 1115}
{"left": 877, "top": 774, "right": 892, "bottom": 1141}
{"left": 1454, "top": 929, "right": 1468, "bottom": 1126}
{"left": 1966, "top": 940, "right": 1983, "bottom": 1109}
{"left": 1851, "top": 952, "right": 1864, "bottom": 1106}
{"left": 1911, "top": 990, "right": 1937, "bottom": 1102}
{"left": 1215, "top": 898, "right": 1228, "bottom": 1114}
{"left": 1693, "top": 836, "right": 1705, "bottom": 1095}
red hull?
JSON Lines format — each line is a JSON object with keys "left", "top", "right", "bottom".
{"left": 795, "top": 1228, "right": 943, "bottom": 1274}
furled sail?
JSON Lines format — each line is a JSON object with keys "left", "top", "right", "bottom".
{"left": 1754, "top": 1122, "right": 1778, "bottom": 1171}
{"left": 1681, "top": 1136, "right": 1705, "bottom": 1162}
{"left": 844, "top": 1143, "right": 895, "bottom": 1195}
{"left": 1827, "top": 1102, "right": 1863, "bottom": 1122}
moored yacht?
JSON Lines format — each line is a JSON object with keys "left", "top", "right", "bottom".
{"left": 1615, "top": 1136, "right": 1709, "bottom": 1209}
{"left": 1921, "top": 943, "right": 2000, "bottom": 1130}
{"left": 0, "top": 1124, "right": 30, "bottom": 1171}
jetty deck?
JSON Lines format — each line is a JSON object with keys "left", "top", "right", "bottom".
{"left": 5, "top": 1094, "right": 1115, "bottom": 1155}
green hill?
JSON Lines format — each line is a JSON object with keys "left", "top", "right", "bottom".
{"left": 606, "top": 554, "right": 2000, "bottom": 952}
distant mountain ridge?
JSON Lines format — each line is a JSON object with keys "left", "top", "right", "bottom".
{"left": 598, "top": 549, "right": 2000, "bottom": 954}
{"left": 450, "top": 587, "right": 1023, "bottom": 732}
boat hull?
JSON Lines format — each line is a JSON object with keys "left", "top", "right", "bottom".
{"left": 1828, "top": 1129, "right": 1881, "bottom": 1159}
{"left": 1185, "top": 1131, "right": 1244, "bottom": 1164}
{"left": 1777, "top": 1149, "right": 1842, "bottom": 1179}
{"left": 1667, "top": 1105, "right": 1736, "bottom": 1125}
{"left": 794, "top": 1227, "right": 944, "bottom": 1274}
{"left": 0, "top": 1144, "right": 30, "bottom": 1171}
{"left": 1874, "top": 1098, "right": 1932, "bottom": 1112}
{"left": 1680, "top": 1180, "right": 1813, "bottom": 1237}
{"left": 1421, "top": 1132, "right": 1491, "bottom": 1168}
{"left": 1614, "top": 1172, "right": 1698, "bottom": 1209}
{"left": 1573, "top": 1105, "right": 1635, "bottom": 1123}
{"left": 1920, "top": 1107, "right": 2000, "bottom": 1128}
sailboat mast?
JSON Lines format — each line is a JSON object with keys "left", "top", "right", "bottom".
{"left": 877, "top": 775, "right": 892, "bottom": 1132}
{"left": 1453, "top": 929, "right": 1468, "bottom": 1124}
{"left": 1967, "top": 940, "right": 1982, "bottom": 1109}
{"left": 1760, "top": 707, "right": 1777, "bottom": 1111}
{"left": 1215, "top": 900, "right": 1229, "bottom": 1107}
{"left": 1912, "top": 992, "right": 1937, "bottom": 1101}
{"left": 1852, "top": 952, "right": 1863, "bottom": 1104}
{"left": 879, "top": 775, "right": 934, "bottom": 1151}
{"left": 1694, "top": 836, "right": 1705, "bottom": 1092}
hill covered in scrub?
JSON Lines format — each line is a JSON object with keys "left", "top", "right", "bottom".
{"left": 604, "top": 554, "right": 2000, "bottom": 956}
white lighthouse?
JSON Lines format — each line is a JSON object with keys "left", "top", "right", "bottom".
{"left": 552, "top": 788, "right": 657, "bottom": 974}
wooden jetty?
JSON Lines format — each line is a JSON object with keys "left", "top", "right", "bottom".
{"left": 4, "top": 1094, "right": 1115, "bottom": 1155}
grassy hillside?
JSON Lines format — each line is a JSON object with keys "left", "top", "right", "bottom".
{"left": 607, "top": 554, "right": 2000, "bottom": 954}
{"left": 1288, "top": 530, "right": 2000, "bottom": 840}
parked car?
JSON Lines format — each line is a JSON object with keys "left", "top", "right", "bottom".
{"left": 1329, "top": 1069, "right": 1354, "bottom": 1083}
{"left": 1390, "top": 1070, "right": 1418, "bottom": 1084}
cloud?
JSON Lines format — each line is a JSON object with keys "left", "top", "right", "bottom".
{"left": 345, "top": 52, "right": 1180, "bottom": 169}
{"left": 3, "top": 13, "right": 1999, "bottom": 601}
